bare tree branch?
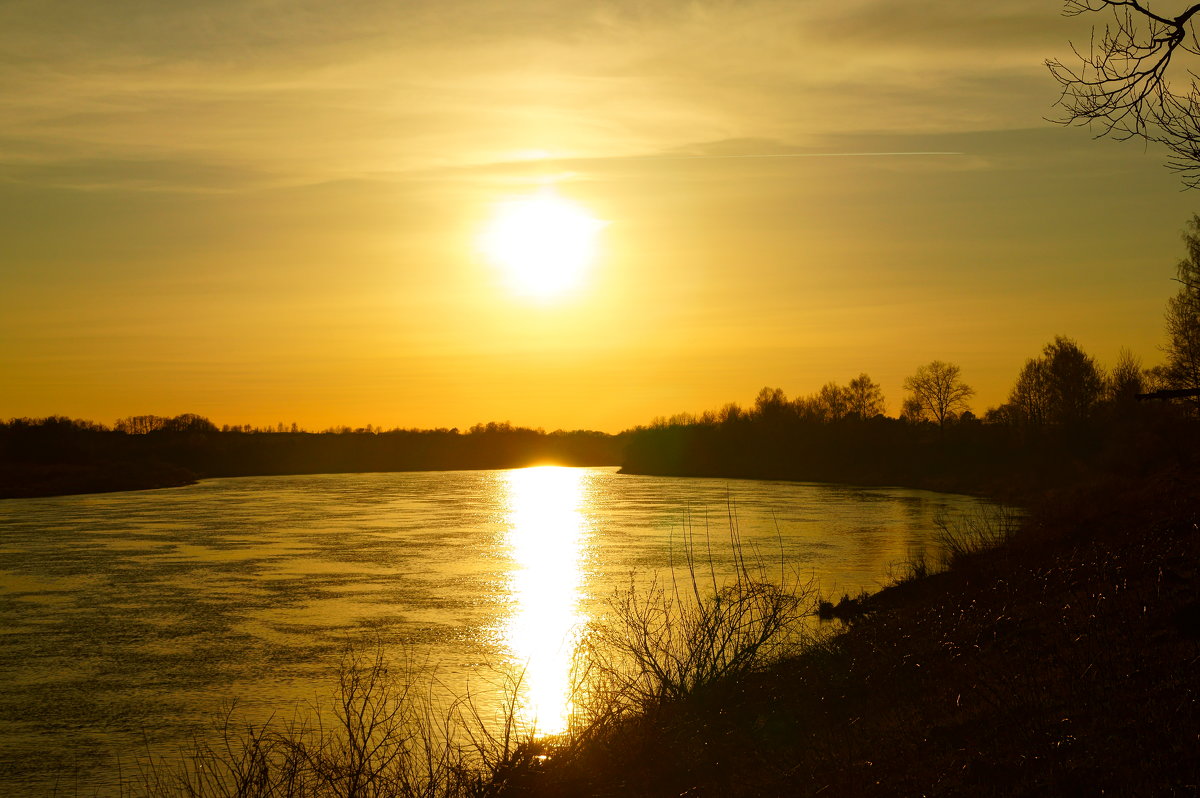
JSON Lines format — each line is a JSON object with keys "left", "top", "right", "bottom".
{"left": 1048, "top": 1, "right": 1200, "bottom": 187}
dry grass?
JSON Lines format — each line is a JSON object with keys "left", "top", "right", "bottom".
{"left": 126, "top": 648, "right": 496, "bottom": 798}
{"left": 933, "top": 504, "right": 1022, "bottom": 564}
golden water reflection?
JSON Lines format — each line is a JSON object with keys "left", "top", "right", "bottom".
{"left": 500, "top": 466, "right": 591, "bottom": 735}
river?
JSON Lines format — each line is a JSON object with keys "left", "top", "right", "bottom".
{"left": 0, "top": 466, "right": 1000, "bottom": 795}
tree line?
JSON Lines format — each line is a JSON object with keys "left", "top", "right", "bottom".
{"left": 621, "top": 214, "right": 1200, "bottom": 495}
{"left": 5, "top": 215, "right": 1199, "bottom": 500}
{"left": 0, "top": 418, "right": 624, "bottom": 499}
{"left": 619, "top": 339, "right": 1190, "bottom": 496}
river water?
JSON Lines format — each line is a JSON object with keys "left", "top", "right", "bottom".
{"left": 0, "top": 467, "right": 999, "bottom": 794}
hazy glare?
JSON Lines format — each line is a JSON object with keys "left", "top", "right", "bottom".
{"left": 1, "top": 0, "right": 1194, "bottom": 430}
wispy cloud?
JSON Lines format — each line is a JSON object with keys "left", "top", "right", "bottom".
{"left": 0, "top": 0, "right": 1069, "bottom": 192}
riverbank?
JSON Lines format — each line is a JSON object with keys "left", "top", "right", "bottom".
{"left": 506, "top": 469, "right": 1200, "bottom": 796}
{"left": 0, "top": 461, "right": 198, "bottom": 499}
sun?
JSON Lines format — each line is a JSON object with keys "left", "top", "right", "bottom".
{"left": 479, "top": 190, "right": 606, "bottom": 299}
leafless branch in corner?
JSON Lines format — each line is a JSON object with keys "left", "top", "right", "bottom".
{"left": 1047, "top": 1, "right": 1200, "bottom": 186}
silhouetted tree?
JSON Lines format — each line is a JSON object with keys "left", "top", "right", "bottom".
{"left": 1166, "top": 216, "right": 1200, "bottom": 395}
{"left": 1108, "top": 347, "right": 1146, "bottom": 402}
{"left": 846, "top": 373, "right": 886, "bottom": 419}
{"left": 1145, "top": 363, "right": 1173, "bottom": 393}
{"left": 1007, "top": 337, "right": 1105, "bottom": 427}
{"left": 1010, "top": 356, "right": 1052, "bottom": 427}
{"left": 753, "top": 387, "right": 793, "bottom": 424}
{"left": 1044, "top": 336, "right": 1106, "bottom": 425}
{"left": 717, "top": 403, "right": 744, "bottom": 425}
{"left": 163, "top": 414, "right": 218, "bottom": 433}
{"left": 983, "top": 403, "right": 1019, "bottom": 425}
{"left": 115, "top": 415, "right": 168, "bottom": 434}
{"left": 791, "top": 393, "right": 823, "bottom": 422}
{"left": 788, "top": 379, "right": 881, "bottom": 423}
{"left": 1048, "top": 1, "right": 1200, "bottom": 186}
{"left": 900, "top": 397, "right": 924, "bottom": 424}
{"left": 903, "top": 361, "right": 974, "bottom": 430}
{"left": 816, "top": 382, "right": 851, "bottom": 422}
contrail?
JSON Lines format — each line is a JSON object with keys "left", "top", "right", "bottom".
{"left": 423, "top": 150, "right": 966, "bottom": 179}
{"left": 638, "top": 151, "right": 963, "bottom": 160}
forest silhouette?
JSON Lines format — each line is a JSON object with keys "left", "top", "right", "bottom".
{"left": 4, "top": 213, "right": 1200, "bottom": 501}
{"left": 3, "top": 334, "right": 1195, "bottom": 500}
{"left": 620, "top": 341, "right": 1195, "bottom": 498}
{"left": 0, "top": 419, "right": 621, "bottom": 499}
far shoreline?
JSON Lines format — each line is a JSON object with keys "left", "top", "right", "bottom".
{"left": 4, "top": 461, "right": 1011, "bottom": 506}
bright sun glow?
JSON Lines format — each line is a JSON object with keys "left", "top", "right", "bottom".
{"left": 480, "top": 190, "right": 606, "bottom": 299}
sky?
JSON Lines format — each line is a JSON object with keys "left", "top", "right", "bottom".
{"left": 2, "top": 0, "right": 1198, "bottom": 432}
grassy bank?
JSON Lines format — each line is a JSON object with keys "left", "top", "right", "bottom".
{"left": 512, "top": 470, "right": 1200, "bottom": 796}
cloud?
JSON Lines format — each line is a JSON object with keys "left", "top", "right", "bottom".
{"left": 0, "top": 151, "right": 279, "bottom": 192}
{"left": 0, "top": 0, "right": 1076, "bottom": 193}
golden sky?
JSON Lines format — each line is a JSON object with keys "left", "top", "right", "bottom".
{"left": 2, "top": 0, "right": 1196, "bottom": 432}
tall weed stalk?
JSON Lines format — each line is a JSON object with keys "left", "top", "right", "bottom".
{"left": 934, "top": 504, "right": 1022, "bottom": 565}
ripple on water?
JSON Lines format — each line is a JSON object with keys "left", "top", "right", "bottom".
{"left": 0, "top": 468, "right": 1003, "bottom": 795}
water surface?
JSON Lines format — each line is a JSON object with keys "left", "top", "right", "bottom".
{"left": 0, "top": 467, "right": 998, "bottom": 794}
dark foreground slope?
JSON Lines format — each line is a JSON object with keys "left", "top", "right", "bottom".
{"left": 510, "top": 471, "right": 1200, "bottom": 797}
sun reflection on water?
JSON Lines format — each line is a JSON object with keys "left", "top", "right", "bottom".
{"left": 500, "top": 466, "right": 591, "bottom": 735}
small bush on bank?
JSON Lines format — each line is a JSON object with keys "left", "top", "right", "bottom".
{"left": 587, "top": 572, "right": 812, "bottom": 711}
{"left": 816, "top": 591, "right": 869, "bottom": 622}
{"left": 579, "top": 516, "right": 816, "bottom": 721}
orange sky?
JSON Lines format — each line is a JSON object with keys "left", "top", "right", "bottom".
{"left": 2, "top": 1, "right": 1197, "bottom": 432}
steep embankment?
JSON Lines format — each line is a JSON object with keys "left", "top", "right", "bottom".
{"left": 512, "top": 471, "right": 1200, "bottom": 796}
